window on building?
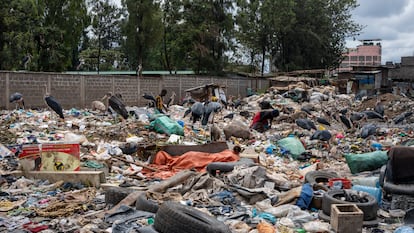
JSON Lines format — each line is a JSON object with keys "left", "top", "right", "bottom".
{"left": 343, "top": 56, "right": 349, "bottom": 61}
{"left": 373, "top": 56, "right": 378, "bottom": 61}
{"left": 350, "top": 56, "right": 358, "bottom": 61}
{"left": 359, "top": 56, "right": 365, "bottom": 61}
{"left": 366, "top": 56, "right": 372, "bottom": 61}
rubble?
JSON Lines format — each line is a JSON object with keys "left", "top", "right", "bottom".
{"left": 1, "top": 85, "right": 414, "bottom": 233}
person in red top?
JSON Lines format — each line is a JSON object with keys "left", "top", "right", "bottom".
{"left": 250, "top": 109, "right": 279, "bottom": 133}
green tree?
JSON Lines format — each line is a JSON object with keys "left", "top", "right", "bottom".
{"left": 0, "top": 0, "right": 40, "bottom": 70}
{"left": 235, "top": 0, "right": 295, "bottom": 75}
{"left": 275, "top": 0, "right": 361, "bottom": 71}
{"left": 35, "top": 0, "right": 88, "bottom": 71}
{"left": 122, "top": 0, "right": 163, "bottom": 76}
{"left": 159, "top": 0, "right": 184, "bottom": 73}
{"left": 81, "top": 0, "right": 123, "bottom": 72}
{"left": 179, "top": 0, "right": 234, "bottom": 75}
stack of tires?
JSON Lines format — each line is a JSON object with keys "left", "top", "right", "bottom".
{"left": 304, "top": 171, "right": 379, "bottom": 227}
{"left": 135, "top": 193, "right": 231, "bottom": 233}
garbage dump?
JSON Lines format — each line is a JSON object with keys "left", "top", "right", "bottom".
{"left": 2, "top": 83, "right": 414, "bottom": 233}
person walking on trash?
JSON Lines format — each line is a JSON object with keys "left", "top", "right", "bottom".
{"left": 155, "top": 89, "right": 168, "bottom": 114}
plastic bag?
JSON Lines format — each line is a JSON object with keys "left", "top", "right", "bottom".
{"left": 302, "top": 221, "right": 330, "bottom": 232}
{"left": 150, "top": 116, "right": 184, "bottom": 136}
{"left": 344, "top": 150, "right": 388, "bottom": 174}
{"left": 277, "top": 137, "right": 305, "bottom": 159}
{"left": 256, "top": 221, "right": 275, "bottom": 233}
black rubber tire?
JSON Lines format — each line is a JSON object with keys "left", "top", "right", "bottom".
{"left": 135, "top": 193, "right": 159, "bottom": 213}
{"left": 321, "top": 189, "right": 378, "bottom": 221}
{"left": 206, "top": 158, "right": 254, "bottom": 176}
{"left": 153, "top": 202, "right": 231, "bottom": 233}
{"left": 138, "top": 225, "right": 160, "bottom": 233}
{"left": 105, "top": 187, "right": 135, "bottom": 206}
{"left": 305, "top": 171, "right": 339, "bottom": 185}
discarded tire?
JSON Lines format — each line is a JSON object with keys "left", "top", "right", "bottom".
{"left": 305, "top": 171, "right": 339, "bottom": 185}
{"left": 154, "top": 202, "right": 231, "bottom": 233}
{"left": 321, "top": 189, "right": 378, "bottom": 221}
{"left": 105, "top": 187, "right": 135, "bottom": 206}
{"left": 135, "top": 193, "right": 159, "bottom": 213}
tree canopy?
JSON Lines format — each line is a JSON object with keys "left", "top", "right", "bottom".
{"left": 0, "top": 0, "right": 362, "bottom": 74}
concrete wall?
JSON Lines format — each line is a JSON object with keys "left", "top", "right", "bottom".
{"left": 389, "top": 56, "right": 414, "bottom": 80}
{"left": 0, "top": 71, "right": 269, "bottom": 110}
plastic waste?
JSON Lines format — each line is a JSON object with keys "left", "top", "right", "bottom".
{"left": 64, "top": 132, "right": 87, "bottom": 144}
{"left": 302, "top": 220, "right": 330, "bottom": 232}
{"left": 266, "top": 144, "right": 277, "bottom": 154}
{"left": 394, "top": 226, "right": 414, "bottom": 233}
{"left": 253, "top": 208, "right": 277, "bottom": 224}
{"left": 257, "top": 221, "right": 276, "bottom": 233}
{"left": 126, "top": 136, "right": 144, "bottom": 144}
{"left": 352, "top": 177, "right": 379, "bottom": 188}
{"left": 277, "top": 137, "right": 305, "bottom": 159}
{"left": 0, "top": 144, "right": 13, "bottom": 157}
{"left": 150, "top": 115, "right": 184, "bottom": 136}
{"left": 371, "top": 142, "right": 382, "bottom": 151}
{"left": 167, "top": 134, "right": 183, "bottom": 144}
{"left": 344, "top": 150, "right": 388, "bottom": 174}
{"left": 352, "top": 185, "right": 382, "bottom": 205}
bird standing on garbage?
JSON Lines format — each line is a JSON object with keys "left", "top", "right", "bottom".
{"left": 360, "top": 123, "right": 378, "bottom": 139}
{"left": 295, "top": 118, "right": 316, "bottom": 131}
{"left": 374, "top": 99, "right": 385, "bottom": 116}
{"left": 44, "top": 88, "right": 64, "bottom": 119}
{"left": 338, "top": 113, "right": 352, "bottom": 130}
{"left": 102, "top": 92, "right": 129, "bottom": 120}
{"left": 315, "top": 116, "right": 331, "bottom": 127}
{"left": 9, "top": 92, "right": 25, "bottom": 110}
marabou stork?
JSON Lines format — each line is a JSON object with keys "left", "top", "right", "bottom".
{"left": 296, "top": 118, "right": 317, "bottom": 130}
{"left": 9, "top": 92, "right": 25, "bottom": 109}
{"left": 44, "top": 88, "right": 64, "bottom": 119}
{"left": 374, "top": 100, "right": 385, "bottom": 116}
{"left": 393, "top": 112, "right": 413, "bottom": 124}
{"left": 103, "top": 92, "right": 129, "bottom": 120}
{"left": 360, "top": 124, "right": 378, "bottom": 139}
{"left": 361, "top": 110, "right": 384, "bottom": 120}
{"left": 310, "top": 130, "right": 332, "bottom": 141}
{"left": 339, "top": 114, "right": 352, "bottom": 129}
{"left": 316, "top": 116, "right": 331, "bottom": 126}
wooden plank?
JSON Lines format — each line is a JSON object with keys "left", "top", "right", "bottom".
{"left": 11, "top": 170, "right": 106, "bottom": 188}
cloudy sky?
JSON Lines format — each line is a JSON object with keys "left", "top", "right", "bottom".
{"left": 112, "top": 0, "right": 413, "bottom": 64}
{"left": 346, "top": 0, "right": 414, "bottom": 64}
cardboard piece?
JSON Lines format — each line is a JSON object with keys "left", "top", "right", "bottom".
{"left": 18, "top": 144, "right": 80, "bottom": 172}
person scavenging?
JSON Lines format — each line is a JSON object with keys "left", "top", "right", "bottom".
{"left": 250, "top": 109, "right": 279, "bottom": 133}
{"left": 156, "top": 89, "right": 168, "bottom": 114}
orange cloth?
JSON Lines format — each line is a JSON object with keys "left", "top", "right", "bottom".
{"left": 144, "top": 149, "right": 240, "bottom": 179}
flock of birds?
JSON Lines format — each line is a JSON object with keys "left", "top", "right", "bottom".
{"left": 9, "top": 89, "right": 129, "bottom": 121}
{"left": 8, "top": 90, "right": 414, "bottom": 143}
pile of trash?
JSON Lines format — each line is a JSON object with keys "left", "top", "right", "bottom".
{"left": 1, "top": 84, "right": 414, "bottom": 233}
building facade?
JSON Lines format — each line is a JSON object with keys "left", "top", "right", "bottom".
{"left": 339, "top": 39, "right": 382, "bottom": 72}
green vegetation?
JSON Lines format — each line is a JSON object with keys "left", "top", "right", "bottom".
{"left": 0, "top": 0, "right": 361, "bottom": 75}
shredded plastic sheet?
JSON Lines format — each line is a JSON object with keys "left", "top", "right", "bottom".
{"left": 144, "top": 149, "right": 239, "bottom": 179}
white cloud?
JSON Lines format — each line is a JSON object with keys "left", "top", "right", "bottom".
{"left": 346, "top": 0, "right": 414, "bottom": 63}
